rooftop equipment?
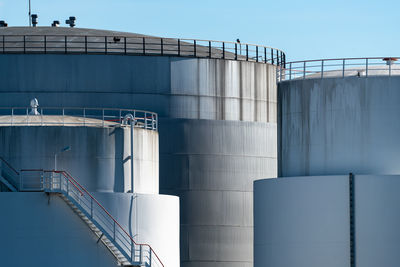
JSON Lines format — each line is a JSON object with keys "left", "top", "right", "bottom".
{"left": 31, "top": 14, "right": 38, "bottom": 27}
{"left": 0, "top": 21, "right": 7, "bottom": 27}
{"left": 51, "top": 20, "right": 60, "bottom": 27}
{"left": 65, "top": 16, "right": 76, "bottom": 27}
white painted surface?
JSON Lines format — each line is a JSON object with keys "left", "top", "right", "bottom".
{"left": 0, "top": 126, "right": 159, "bottom": 194}
{"left": 255, "top": 174, "right": 400, "bottom": 267}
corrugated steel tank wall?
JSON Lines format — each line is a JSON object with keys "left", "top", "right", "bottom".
{"left": 0, "top": 54, "right": 278, "bottom": 267}
{"left": 279, "top": 76, "right": 400, "bottom": 177}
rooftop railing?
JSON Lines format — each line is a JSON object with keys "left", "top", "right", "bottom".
{"left": 279, "top": 57, "right": 400, "bottom": 82}
{"left": 0, "top": 107, "right": 158, "bottom": 131}
{"left": 0, "top": 34, "right": 286, "bottom": 66}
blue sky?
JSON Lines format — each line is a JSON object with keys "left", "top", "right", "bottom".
{"left": 0, "top": 0, "right": 398, "bottom": 61}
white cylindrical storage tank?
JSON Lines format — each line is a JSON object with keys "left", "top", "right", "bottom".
{"left": 279, "top": 72, "right": 400, "bottom": 177}
{"left": 254, "top": 174, "right": 400, "bottom": 267}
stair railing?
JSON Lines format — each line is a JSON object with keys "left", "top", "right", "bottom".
{"left": 41, "top": 170, "right": 164, "bottom": 267}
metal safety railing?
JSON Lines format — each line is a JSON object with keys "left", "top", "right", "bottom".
{"left": 0, "top": 107, "right": 158, "bottom": 131}
{"left": 278, "top": 57, "right": 400, "bottom": 82}
{"left": 3, "top": 166, "right": 164, "bottom": 267}
{"left": 0, "top": 34, "right": 286, "bottom": 66}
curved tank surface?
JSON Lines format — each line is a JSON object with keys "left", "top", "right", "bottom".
{"left": 279, "top": 75, "right": 400, "bottom": 177}
{"left": 254, "top": 174, "right": 400, "bottom": 267}
{"left": 0, "top": 26, "right": 283, "bottom": 267}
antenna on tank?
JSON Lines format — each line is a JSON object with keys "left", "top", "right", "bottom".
{"left": 28, "top": 0, "right": 31, "bottom": 26}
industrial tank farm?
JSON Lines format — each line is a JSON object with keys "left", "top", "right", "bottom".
{"left": 254, "top": 58, "right": 400, "bottom": 267}
{"left": 0, "top": 26, "right": 286, "bottom": 267}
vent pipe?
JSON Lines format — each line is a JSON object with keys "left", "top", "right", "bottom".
{"left": 31, "top": 14, "right": 38, "bottom": 27}
{"left": 65, "top": 16, "right": 76, "bottom": 27}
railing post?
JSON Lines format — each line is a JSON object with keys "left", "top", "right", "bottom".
{"left": 271, "top": 48, "right": 274, "bottom": 64}
{"left": 2, "top": 36, "right": 4, "bottom": 53}
{"left": 105, "top": 36, "right": 107, "bottom": 54}
{"left": 246, "top": 44, "right": 248, "bottom": 61}
{"left": 85, "top": 36, "right": 87, "bottom": 54}
{"left": 208, "top": 41, "right": 211, "bottom": 58}
{"left": 235, "top": 43, "right": 237, "bottom": 60}
{"left": 124, "top": 37, "right": 127, "bottom": 55}
{"left": 193, "top": 40, "right": 196, "bottom": 57}
{"left": 277, "top": 50, "right": 280, "bottom": 65}
{"left": 161, "top": 38, "right": 163, "bottom": 56}
{"left": 256, "top": 46, "right": 258, "bottom": 62}
{"left": 11, "top": 108, "right": 13, "bottom": 126}
{"left": 321, "top": 60, "right": 324, "bottom": 79}
{"left": 178, "top": 39, "right": 180, "bottom": 56}
{"left": 44, "top": 36, "right": 47, "bottom": 54}
{"left": 102, "top": 109, "right": 105, "bottom": 127}
{"left": 389, "top": 59, "right": 392, "bottom": 77}
{"left": 23, "top": 36, "right": 26, "bottom": 54}
{"left": 131, "top": 240, "right": 134, "bottom": 262}
{"left": 62, "top": 108, "right": 65, "bottom": 126}
{"left": 303, "top": 61, "right": 306, "bottom": 80}
{"left": 90, "top": 198, "right": 93, "bottom": 218}
{"left": 289, "top": 62, "right": 292, "bottom": 80}
{"left": 366, "top": 58, "right": 368, "bottom": 77}
{"left": 143, "top": 37, "right": 145, "bottom": 55}
{"left": 149, "top": 248, "right": 152, "bottom": 266}
{"left": 342, "top": 59, "right": 345, "bottom": 77}
{"left": 222, "top": 42, "right": 225, "bottom": 59}
{"left": 140, "top": 245, "right": 143, "bottom": 264}
{"left": 264, "top": 47, "right": 267, "bottom": 63}
{"left": 113, "top": 221, "right": 116, "bottom": 240}
{"left": 65, "top": 36, "right": 67, "bottom": 54}
{"left": 83, "top": 108, "right": 86, "bottom": 126}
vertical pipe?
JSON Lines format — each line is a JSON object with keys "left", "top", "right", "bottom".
{"left": 349, "top": 172, "right": 356, "bottom": 267}
{"left": 131, "top": 122, "right": 134, "bottom": 193}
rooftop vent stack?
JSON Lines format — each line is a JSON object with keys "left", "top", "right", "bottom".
{"left": 65, "top": 16, "right": 76, "bottom": 28}
{"left": 31, "top": 14, "right": 38, "bottom": 27}
{"left": 0, "top": 21, "right": 7, "bottom": 27}
{"left": 51, "top": 20, "right": 60, "bottom": 27}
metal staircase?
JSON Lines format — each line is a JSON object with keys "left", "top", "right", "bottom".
{"left": 0, "top": 158, "right": 164, "bottom": 267}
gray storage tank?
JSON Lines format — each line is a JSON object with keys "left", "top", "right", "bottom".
{"left": 0, "top": 26, "right": 285, "bottom": 267}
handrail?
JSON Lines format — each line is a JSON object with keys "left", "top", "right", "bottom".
{"left": 61, "top": 171, "right": 164, "bottom": 266}
{"left": 279, "top": 57, "right": 400, "bottom": 82}
{"left": 0, "top": 106, "right": 158, "bottom": 131}
{"left": 0, "top": 34, "right": 286, "bottom": 66}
